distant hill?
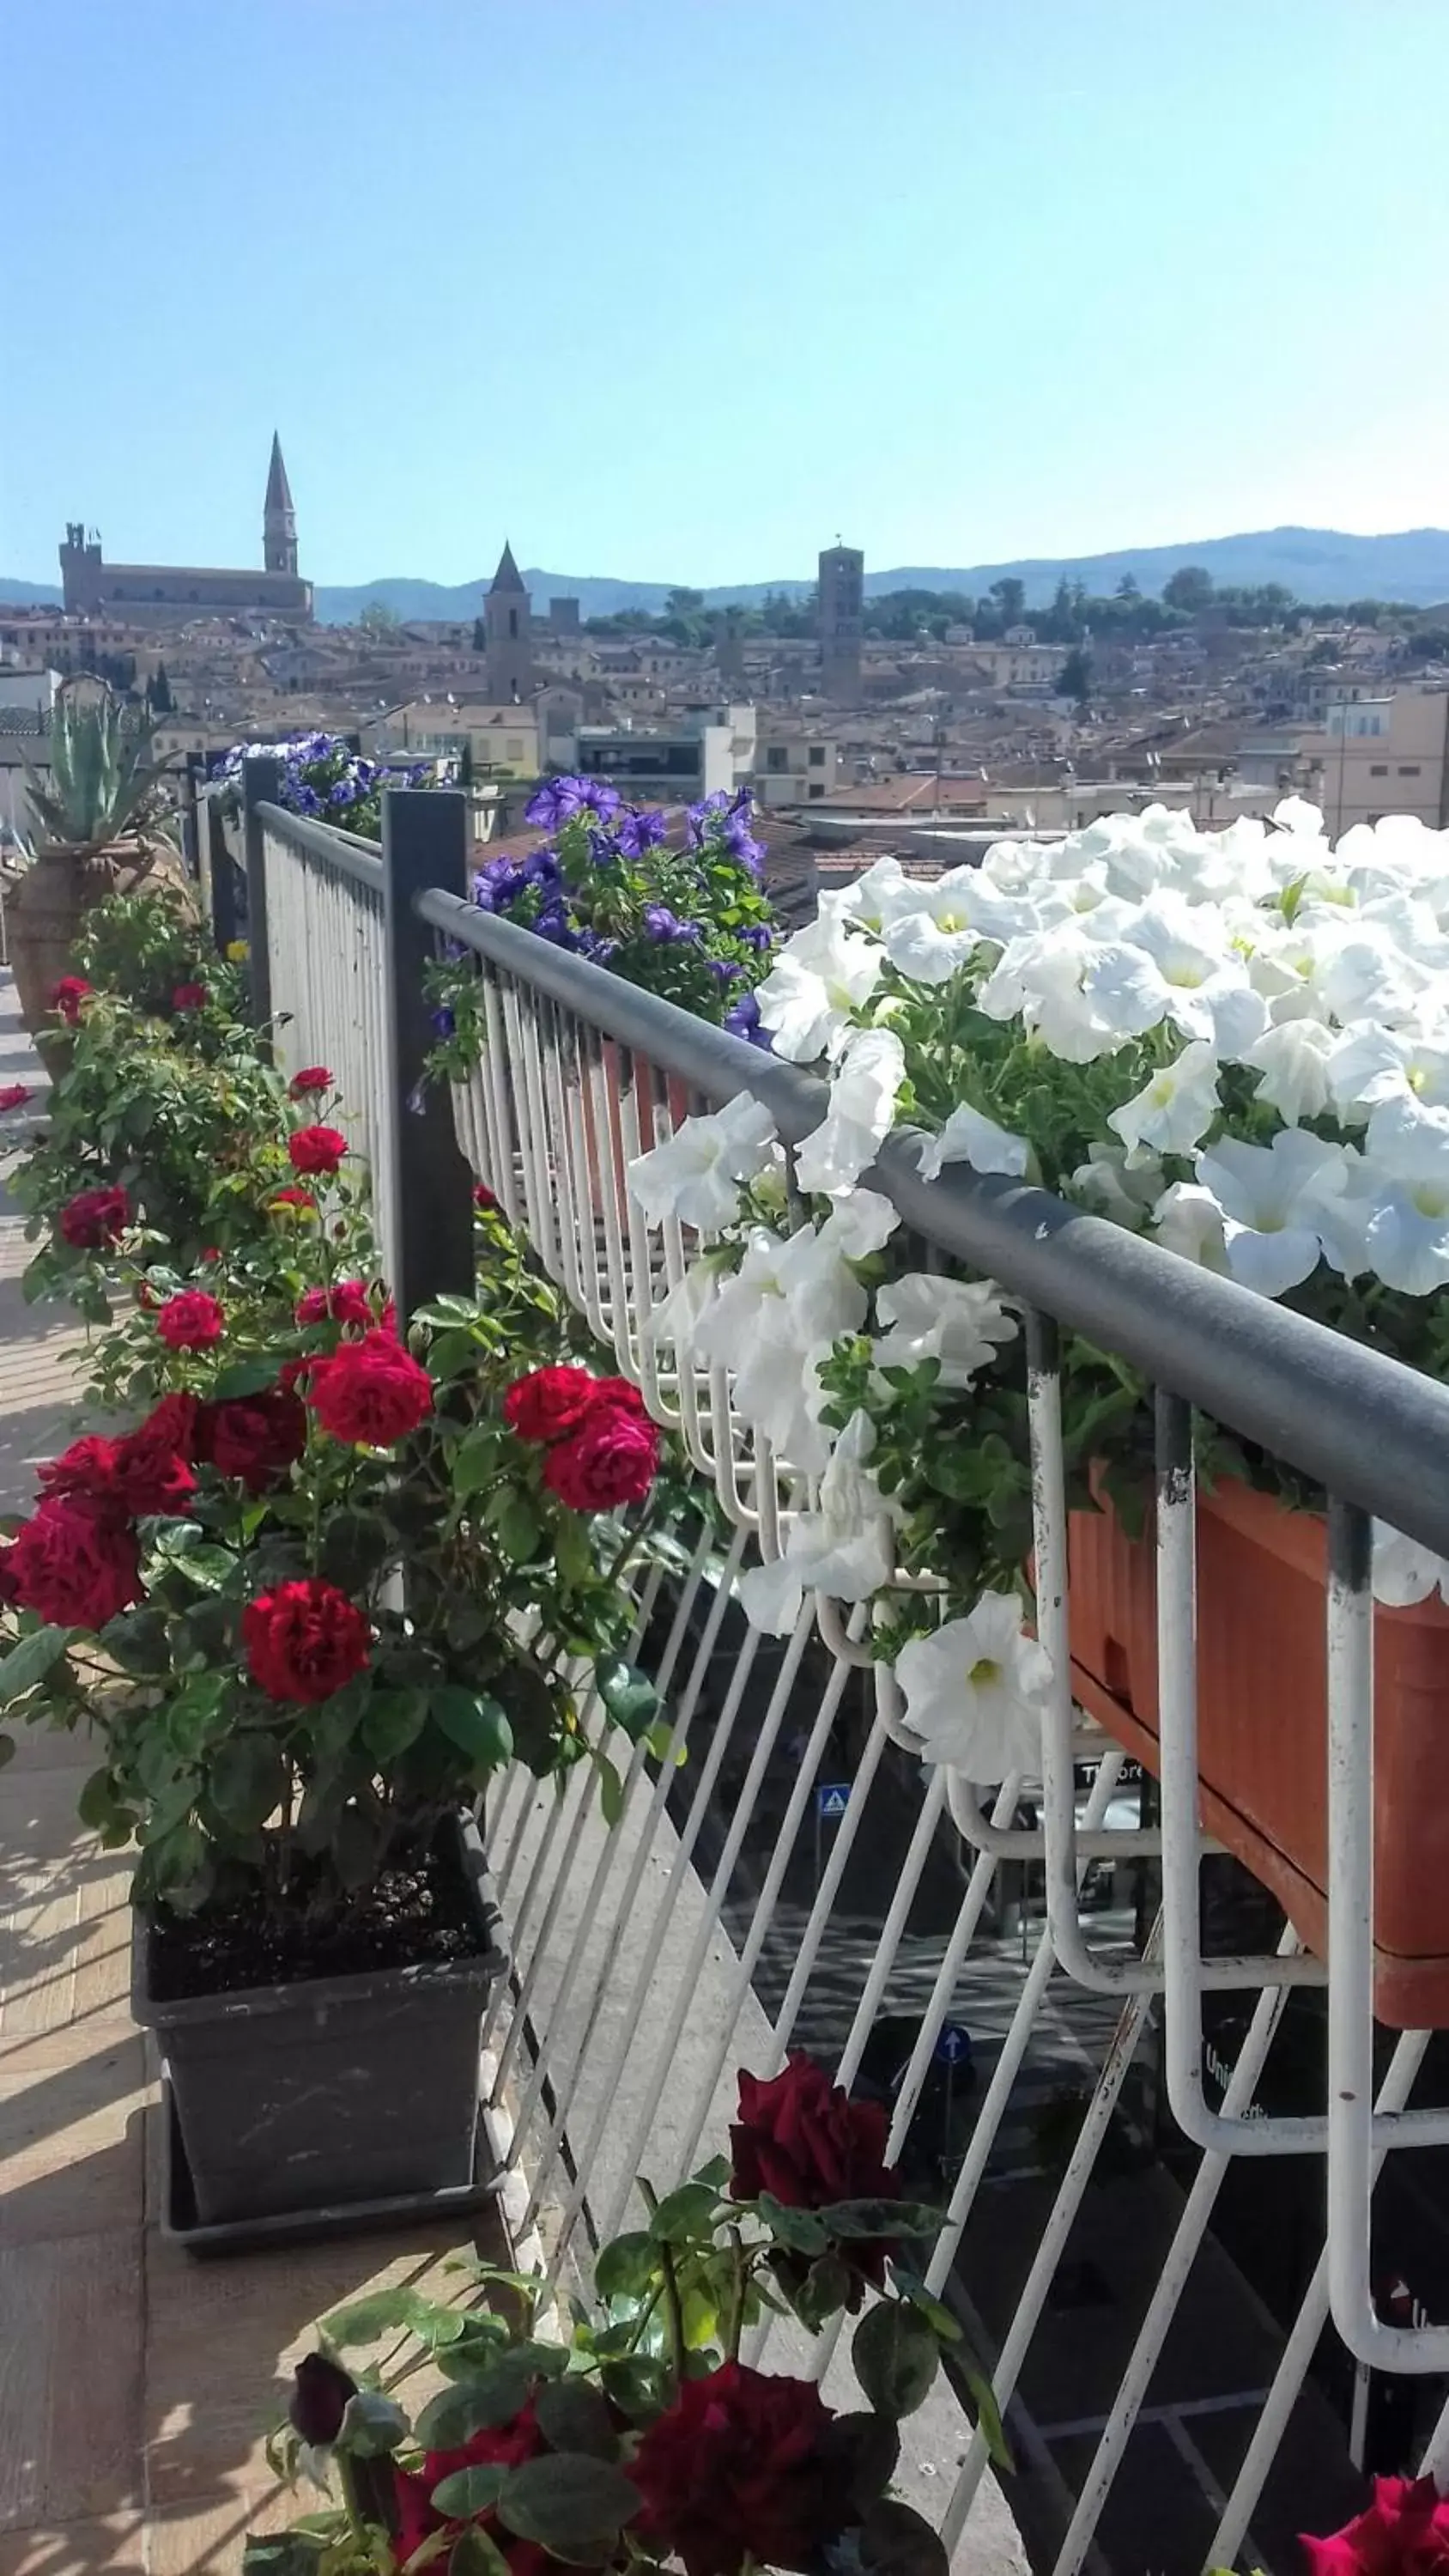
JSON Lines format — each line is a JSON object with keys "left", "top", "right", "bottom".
{"left": 6, "top": 527, "right": 1449, "bottom": 623}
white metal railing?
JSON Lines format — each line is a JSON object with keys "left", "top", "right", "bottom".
{"left": 250, "top": 800, "right": 1449, "bottom": 2576}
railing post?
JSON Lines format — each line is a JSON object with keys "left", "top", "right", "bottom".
{"left": 202, "top": 795, "right": 239, "bottom": 956}
{"left": 180, "top": 751, "right": 202, "bottom": 884}
{"left": 241, "top": 756, "right": 280, "bottom": 1030}
{"left": 380, "top": 787, "right": 475, "bottom": 1316}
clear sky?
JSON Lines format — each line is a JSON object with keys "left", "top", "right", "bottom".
{"left": 4, "top": 0, "right": 1447, "bottom": 590}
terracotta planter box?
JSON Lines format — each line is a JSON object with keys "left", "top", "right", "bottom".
{"left": 1067, "top": 1479, "right": 1449, "bottom": 2028}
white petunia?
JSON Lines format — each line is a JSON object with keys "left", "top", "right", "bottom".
{"left": 881, "top": 908, "right": 983, "bottom": 987}
{"left": 1352, "top": 1098, "right": 1449, "bottom": 1293}
{"left": 627, "top": 1095, "right": 779, "bottom": 1231}
{"left": 691, "top": 1194, "right": 900, "bottom": 1467}
{"left": 894, "top": 1595, "right": 1053, "bottom": 1784}
{"left": 1193, "top": 1127, "right": 1349, "bottom": 1297}
{"left": 1151, "top": 1180, "right": 1230, "bottom": 1270}
{"left": 1243, "top": 1018, "right": 1336, "bottom": 1122}
{"left": 1371, "top": 1520, "right": 1449, "bottom": 1608}
{"left": 872, "top": 1273, "right": 1019, "bottom": 1388}
{"left": 1327, "top": 1022, "right": 1449, "bottom": 1123}
{"left": 646, "top": 1255, "right": 720, "bottom": 1351}
{"left": 738, "top": 1412, "right": 898, "bottom": 1633}
{"left": 822, "top": 854, "right": 911, "bottom": 933}
{"left": 793, "top": 1027, "right": 906, "bottom": 1197}
{"left": 1068, "top": 1142, "right": 1166, "bottom": 1230}
{"left": 916, "top": 1100, "right": 1030, "bottom": 1183}
{"left": 1272, "top": 793, "right": 1329, "bottom": 838}
{"left": 1108, "top": 1040, "right": 1221, "bottom": 1161}
{"left": 753, "top": 914, "right": 886, "bottom": 1063}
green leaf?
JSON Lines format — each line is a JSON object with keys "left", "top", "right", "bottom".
{"left": 319, "top": 1509, "right": 394, "bottom": 1590}
{"left": 414, "top": 2347, "right": 568, "bottom": 2450}
{"left": 496, "top": 2454, "right": 641, "bottom": 2561}
{"left": 241, "top": 2539, "right": 326, "bottom": 2576}
{"left": 336, "top": 2388, "right": 408, "bottom": 2457}
{"left": 598, "top": 2355, "right": 670, "bottom": 2421}
{"left": 209, "top": 1734, "right": 286, "bottom": 1833}
{"left": 430, "top": 1688, "right": 512, "bottom": 1772}
{"left": 173, "top": 1543, "right": 237, "bottom": 1594}
{"left": 755, "top": 2193, "right": 830, "bottom": 2257}
{"left": 449, "top": 2529, "right": 512, "bottom": 2576}
{"left": 495, "top": 1499, "right": 541, "bottom": 1564}
{"left": 430, "top": 2464, "right": 508, "bottom": 2519}
{"left": 0, "top": 1623, "right": 70, "bottom": 1704}
{"left": 534, "top": 2379, "right": 619, "bottom": 2461}
{"left": 361, "top": 1686, "right": 430, "bottom": 1762}
{"left": 100, "top": 1606, "right": 170, "bottom": 1673}
{"left": 593, "top": 2230, "right": 658, "bottom": 2305}
{"left": 595, "top": 1752, "right": 624, "bottom": 1831}
{"left": 826, "top": 2197, "right": 942, "bottom": 2239}
{"left": 786, "top": 2251, "right": 853, "bottom": 2331}
{"left": 852, "top": 2300, "right": 941, "bottom": 2418}
{"left": 321, "top": 2286, "right": 427, "bottom": 2347}
{"left": 647, "top": 2180, "right": 719, "bottom": 2245}
{"left": 858, "top": 2497, "right": 951, "bottom": 2576}
{"left": 693, "top": 2153, "right": 732, "bottom": 2191}
{"left": 452, "top": 1429, "right": 499, "bottom": 1499}
{"left": 961, "top": 2361, "right": 1011, "bottom": 2470}
{"left": 77, "top": 1765, "right": 125, "bottom": 1832}
{"left": 212, "top": 1358, "right": 279, "bottom": 1400}
{"left": 595, "top": 1659, "right": 658, "bottom": 1737}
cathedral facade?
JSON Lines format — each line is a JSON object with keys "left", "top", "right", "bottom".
{"left": 60, "top": 435, "right": 312, "bottom": 623}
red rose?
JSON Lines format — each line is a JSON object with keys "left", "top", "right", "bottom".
{"left": 504, "top": 1365, "right": 601, "bottom": 1445}
{"left": 306, "top": 1329, "right": 433, "bottom": 1447}
{"left": 243, "top": 1578, "right": 371, "bottom": 1704}
{"left": 289, "top": 1066, "right": 333, "bottom": 1097}
{"left": 288, "top": 1124, "right": 348, "bottom": 1176}
{"left": 194, "top": 1382, "right": 306, "bottom": 1492}
{"left": 731, "top": 2057, "right": 900, "bottom": 2287}
{"left": 590, "top": 1376, "right": 648, "bottom": 1419}
{"left": 269, "top": 1186, "right": 317, "bottom": 1215}
{"left": 172, "top": 982, "right": 207, "bottom": 1012}
{"left": 59, "top": 1185, "right": 130, "bottom": 1249}
{"left": 1302, "top": 2479, "right": 1449, "bottom": 2576}
{"left": 543, "top": 1404, "right": 658, "bottom": 1510}
{"left": 631, "top": 2363, "right": 846, "bottom": 2576}
{"left": 391, "top": 2403, "right": 567, "bottom": 2576}
{"left": 155, "top": 1290, "right": 226, "bottom": 1352}
{"left": 37, "top": 1434, "right": 123, "bottom": 1508}
{"left": 50, "top": 976, "right": 94, "bottom": 1024}
{"left": 113, "top": 1394, "right": 198, "bottom": 1516}
{"left": 0, "top": 1084, "right": 30, "bottom": 1113}
{"left": 2, "top": 1497, "right": 142, "bottom": 1631}
{"left": 473, "top": 1182, "right": 499, "bottom": 1212}
{"left": 295, "top": 1279, "right": 376, "bottom": 1331}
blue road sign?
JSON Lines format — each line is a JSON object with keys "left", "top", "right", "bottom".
{"left": 935, "top": 2022, "right": 972, "bottom": 2067}
{"left": 815, "top": 1783, "right": 851, "bottom": 1821}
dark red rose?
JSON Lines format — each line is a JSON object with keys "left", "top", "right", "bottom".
{"left": 113, "top": 1394, "right": 198, "bottom": 1517}
{"left": 194, "top": 1382, "right": 306, "bottom": 1493}
{"left": 504, "top": 1365, "right": 601, "bottom": 1445}
{"left": 473, "top": 1182, "right": 499, "bottom": 1212}
{"left": 306, "top": 1329, "right": 433, "bottom": 1447}
{"left": 171, "top": 982, "right": 207, "bottom": 1012}
{"left": 288, "top": 2354, "right": 357, "bottom": 2446}
{"left": 731, "top": 2057, "right": 899, "bottom": 2212}
{"left": 0, "top": 1084, "right": 30, "bottom": 1113}
{"left": 288, "top": 1124, "right": 348, "bottom": 1176}
{"left": 155, "top": 1290, "right": 226, "bottom": 1352}
{"left": 37, "top": 1434, "right": 123, "bottom": 1508}
{"left": 268, "top": 1185, "right": 317, "bottom": 1214}
{"left": 58, "top": 1184, "right": 130, "bottom": 1249}
{"left": 1302, "top": 2478, "right": 1449, "bottom": 2576}
{"left": 243, "top": 1578, "right": 371, "bottom": 1704}
{"left": 50, "top": 975, "right": 94, "bottom": 1024}
{"left": 589, "top": 1376, "right": 648, "bottom": 1420}
{"left": 3, "top": 1497, "right": 142, "bottom": 1630}
{"left": 631, "top": 2363, "right": 846, "bottom": 2576}
{"left": 543, "top": 1404, "right": 658, "bottom": 1510}
{"left": 295, "top": 1279, "right": 375, "bottom": 1331}
{"left": 391, "top": 2403, "right": 568, "bottom": 2576}
{"left": 289, "top": 1066, "right": 333, "bottom": 1097}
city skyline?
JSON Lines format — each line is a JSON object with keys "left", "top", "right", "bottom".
{"left": 4, "top": 0, "right": 1448, "bottom": 586}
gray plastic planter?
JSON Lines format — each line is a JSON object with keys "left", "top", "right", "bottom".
{"left": 132, "top": 1814, "right": 509, "bottom": 2230}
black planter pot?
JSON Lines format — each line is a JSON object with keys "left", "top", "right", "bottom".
{"left": 132, "top": 1813, "right": 509, "bottom": 2231}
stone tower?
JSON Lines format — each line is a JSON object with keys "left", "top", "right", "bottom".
{"left": 264, "top": 433, "right": 298, "bottom": 579}
{"left": 484, "top": 542, "right": 533, "bottom": 703}
{"left": 818, "top": 542, "right": 864, "bottom": 701}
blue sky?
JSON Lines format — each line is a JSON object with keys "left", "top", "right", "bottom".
{"left": 5, "top": 0, "right": 1447, "bottom": 588}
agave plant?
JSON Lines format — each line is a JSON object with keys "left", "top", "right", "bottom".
{"left": 24, "top": 682, "right": 173, "bottom": 854}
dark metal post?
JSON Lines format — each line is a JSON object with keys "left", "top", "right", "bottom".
{"left": 241, "top": 756, "right": 280, "bottom": 1030}
{"left": 203, "top": 797, "right": 239, "bottom": 956}
{"left": 380, "top": 787, "right": 475, "bottom": 1316}
{"left": 180, "top": 752, "right": 202, "bottom": 884}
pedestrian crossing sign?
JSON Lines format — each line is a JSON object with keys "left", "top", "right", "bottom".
{"left": 815, "top": 1783, "right": 851, "bottom": 1820}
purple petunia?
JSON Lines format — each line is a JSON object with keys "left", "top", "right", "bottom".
{"left": 431, "top": 1005, "right": 457, "bottom": 1040}
{"left": 643, "top": 905, "right": 701, "bottom": 945}
{"left": 724, "top": 990, "right": 773, "bottom": 1048}
{"left": 615, "top": 806, "right": 669, "bottom": 859}
{"left": 739, "top": 922, "right": 774, "bottom": 951}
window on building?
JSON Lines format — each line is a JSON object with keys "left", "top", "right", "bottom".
{"left": 1370, "top": 763, "right": 1389, "bottom": 776}
{"left": 766, "top": 746, "right": 790, "bottom": 771}
{"left": 808, "top": 746, "right": 826, "bottom": 766}
{"left": 508, "top": 610, "right": 518, "bottom": 639}
{"left": 809, "top": 782, "right": 826, "bottom": 799}
{"left": 1399, "top": 764, "right": 1422, "bottom": 776}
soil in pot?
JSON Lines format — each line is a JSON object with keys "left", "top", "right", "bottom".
{"left": 147, "top": 1831, "right": 485, "bottom": 2000}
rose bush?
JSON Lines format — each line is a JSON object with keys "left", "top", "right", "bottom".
{"left": 246, "top": 2052, "right": 990, "bottom": 2576}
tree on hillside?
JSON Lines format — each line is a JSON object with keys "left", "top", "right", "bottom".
{"left": 1164, "top": 566, "right": 1215, "bottom": 613}
{"left": 1116, "top": 574, "right": 1141, "bottom": 599}
{"left": 989, "top": 575, "right": 1027, "bottom": 625}
{"left": 1058, "top": 646, "right": 1094, "bottom": 708}
{"left": 147, "top": 660, "right": 173, "bottom": 714}
{"left": 664, "top": 587, "right": 705, "bottom": 618}
{"left": 360, "top": 598, "right": 400, "bottom": 638}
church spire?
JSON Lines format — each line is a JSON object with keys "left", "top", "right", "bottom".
{"left": 489, "top": 538, "right": 527, "bottom": 595}
{"left": 264, "top": 432, "right": 298, "bottom": 577}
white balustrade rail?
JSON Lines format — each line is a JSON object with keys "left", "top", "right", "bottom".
{"left": 250, "top": 801, "right": 1449, "bottom": 2576}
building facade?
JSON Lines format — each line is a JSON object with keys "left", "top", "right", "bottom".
{"left": 58, "top": 436, "right": 312, "bottom": 623}
{"left": 818, "top": 544, "right": 864, "bottom": 701}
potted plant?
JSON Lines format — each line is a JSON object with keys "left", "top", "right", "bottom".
{"left": 11, "top": 682, "right": 183, "bottom": 1036}
{"left": 244, "top": 2054, "right": 1002, "bottom": 2576}
{"left": 1, "top": 1063, "right": 676, "bottom": 2233}
{"left": 622, "top": 800, "right": 1449, "bottom": 2024}
{"left": 209, "top": 729, "right": 441, "bottom": 838}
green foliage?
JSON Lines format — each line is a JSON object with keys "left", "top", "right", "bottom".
{"left": 24, "top": 682, "right": 173, "bottom": 851}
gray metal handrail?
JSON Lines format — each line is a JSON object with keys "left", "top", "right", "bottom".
{"left": 257, "top": 799, "right": 385, "bottom": 894}
{"left": 419, "top": 884, "right": 1449, "bottom": 1562}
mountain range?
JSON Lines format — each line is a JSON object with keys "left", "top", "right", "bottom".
{"left": 6, "top": 526, "right": 1449, "bottom": 624}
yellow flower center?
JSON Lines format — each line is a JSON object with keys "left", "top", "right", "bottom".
{"left": 967, "top": 1656, "right": 1001, "bottom": 1688}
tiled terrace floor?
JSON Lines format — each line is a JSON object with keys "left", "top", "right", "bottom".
{"left": 0, "top": 975, "right": 507, "bottom": 2575}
